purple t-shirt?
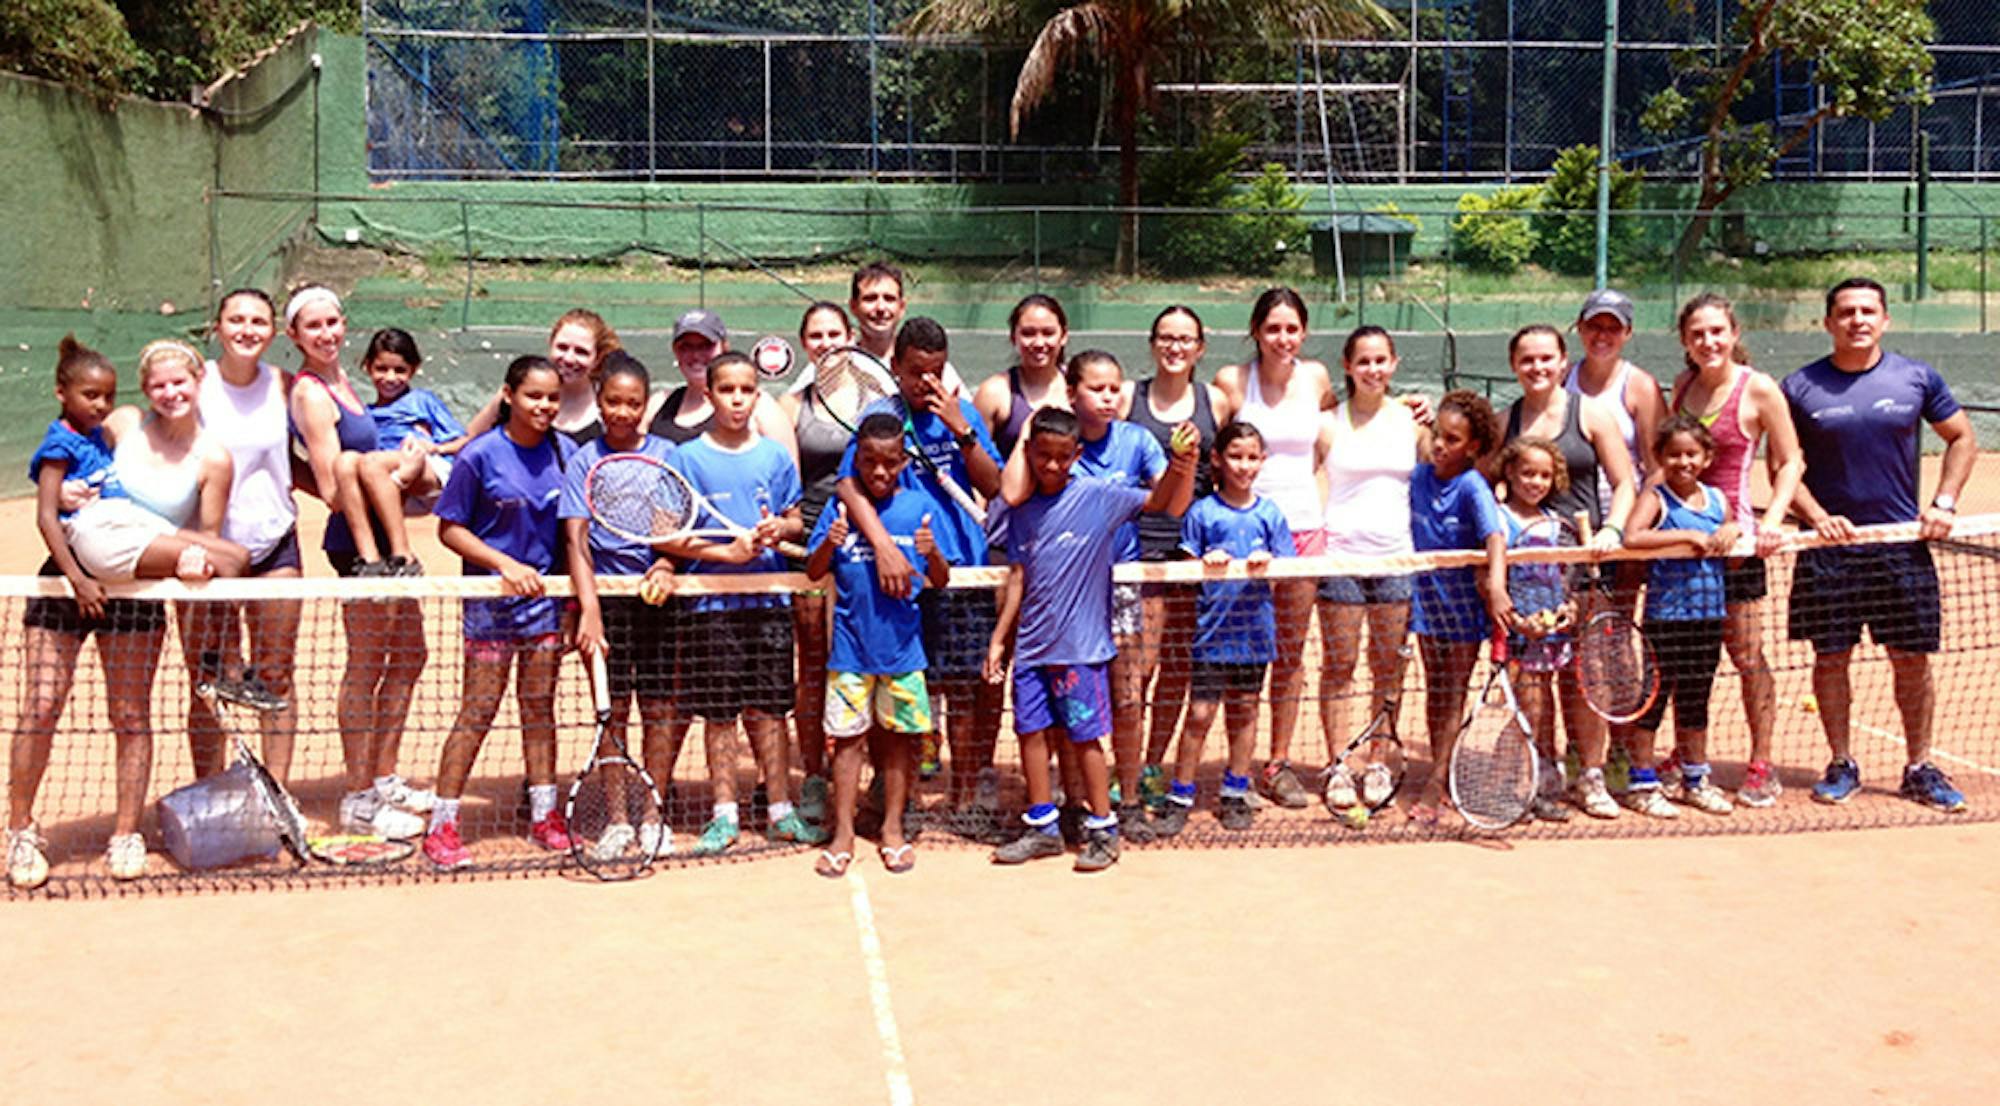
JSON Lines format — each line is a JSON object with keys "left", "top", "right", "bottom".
{"left": 998, "top": 476, "right": 1151, "bottom": 668}
{"left": 1782, "top": 351, "right": 1960, "bottom": 526}
{"left": 435, "top": 427, "right": 566, "bottom": 640}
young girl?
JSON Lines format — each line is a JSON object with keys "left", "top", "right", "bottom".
{"left": 661, "top": 352, "right": 824, "bottom": 855}
{"left": 1066, "top": 349, "right": 1183, "bottom": 839}
{"left": 564, "top": 354, "right": 680, "bottom": 860}
{"left": 1158, "top": 423, "right": 1292, "bottom": 837}
{"left": 422, "top": 356, "right": 573, "bottom": 870}
{"left": 1622, "top": 415, "right": 1735, "bottom": 817}
{"left": 343, "top": 328, "right": 470, "bottom": 574}
{"left": 974, "top": 293, "right": 1071, "bottom": 462}
{"left": 1407, "top": 390, "right": 1509, "bottom": 823}
{"left": 1494, "top": 437, "right": 1578, "bottom": 822}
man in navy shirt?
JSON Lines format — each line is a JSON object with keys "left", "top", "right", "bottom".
{"left": 1783, "top": 278, "right": 1977, "bottom": 811}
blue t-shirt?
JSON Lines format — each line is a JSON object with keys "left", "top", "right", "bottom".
{"left": 809, "top": 488, "right": 930, "bottom": 675}
{"left": 28, "top": 419, "right": 124, "bottom": 516}
{"left": 558, "top": 434, "right": 676, "bottom": 577}
{"left": 1077, "top": 421, "right": 1168, "bottom": 564}
{"left": 999, "top": 476, "right": 1152, "bottom": 668}
{"left": 435, "top": 428, "right": 567, "bottom": 640}
{"left": 1644, "top": 483, "right": 1728, "bottom": 623}
{"left": 1781, "top": 351, "right": 1960, "bottom": 526}
{"left": 667, "top": 434, "right": 801, "bottom": 612}
{"left": 836, "top": 396, "right": 1000, "bottom": 567}
{"left": 371, "top": 387, "right": 467, "bottom": 452}
{"left": 1178, "top": 493, "right": 1293, "bottom": 665}
{"left": 1409, "top": 463, "right": 1502, "bottom": 642}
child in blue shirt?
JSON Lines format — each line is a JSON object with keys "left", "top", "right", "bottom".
{"left": 1622, "top": 415, "right": 1735, "bottom": 818}
{"left": 660, "top": 352, "right": 823, "bottom": 855}
{"left": 337, "top": 329, "right": 470, "bottom": 576}
{"left": 986, "top": 406, "right": 1195, "bottom": 872}
{"left": 806, "top": 412, "right": 950, "bottom": 877}
{"left": 1407, "top": 389, "right": 1508, "bottom": 823}
{"left": 1157, "top": 422, "right": 1291, "bottom": 837}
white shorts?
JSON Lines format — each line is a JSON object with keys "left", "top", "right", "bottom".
{"left": 64, "top": 498, "right": 176, "bottom": 582}
{"left": 401, "top": 454, "right": 453, "bottom": 517}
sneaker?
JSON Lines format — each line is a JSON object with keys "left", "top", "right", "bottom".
{"left": 105, "top": 833, "right": 147, "bottom": 880}
{"left": 972, "top": 766, "right": 1001, "bottom": 812}
{"left": 1606, "top": 741, "right": 1632, "bottom": 794}
{"left": 691, "top": 815, "right": 740, "bottom": 857}
{"left": 1323, "top": 765, "right": 1359, "bottom": 812}
{"left": 917, "top": 735, "right": 942, "bottom": 780}
{"left": 423, "top": 822, "right": 472, "bottom": 869}
{"left": 768, "top": 811, "right": 827, "bottom": 845}
{"left": 993, "top": 827, "right": 1065, "bottom": 865}
{"left": 796, "top": 775, "right": 829, "bottom": 824}
{"left": 1261, "top": 761, "right": 1310, "bottom": 809}
{"left": 1737, "top": 760, "right": 1782, "bottom": 809}
{"left": 340, "top": 790, "right": 425, "bottom": 841}
{"left": 529, "top": 810, "right": 572, "bottom": 851}
{"left": 1677, "top": 779, "right": 1735, "bottom": 816}
{"left": 1074, "top": 828, "right": 1120, "bottom": 872}
{"left": 1900, "top": 762, "right": 1968, "bottom": 813}
{"left": 1621, "top": 787, "right": 1679, "bottom": 820}
{"left": 387, "top": 555, "right": 425, "bottom": 578}
{"left": 1217, "top": 794, "right": 1255, "bottom": 832}
{"left": 1152, "top": 801, "right": 1192, "bottom": 838}
{"left": 1572, "top": 769, "right": 1620, "bottom": 820}
{"left": 200, "top": 674, "right": 289, "bottom": 713}
{"left": 1531, "top": 795, "right": 1573, "bottom": 823}
{"left": 376, "top": 775, "right": 437, "bottom": 814}
{"left": 639, "top": 821, "right": 672, "bottom": 857}
{"left": 1811, "top": 758, "right": 1861, "bottom": 805}
{"left": 1360, "top": 763, "right": 1397, "bottom": 810}
{"left": 7, "top": 824, "right": 49, "bottom": 890}
{"left": 1139, "top": 764, "right": 1169, "bottom": 811}
{"left": 1116, "top": 802, "right": 1156, "bottom": 845}
{"left": 592, "top": 822, "right": 637, "bottom": 862}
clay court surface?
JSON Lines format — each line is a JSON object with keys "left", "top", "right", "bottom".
{"left": 5, "top": 461, "right": 2000, "bottom": 1104}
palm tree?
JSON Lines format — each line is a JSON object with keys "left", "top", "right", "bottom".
{"left": 909, "top": 0, "right": 1397, "bottom": 275}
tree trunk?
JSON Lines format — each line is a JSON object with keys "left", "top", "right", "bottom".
{"left": 1114, "top": 62, "right": 1141, "bottom": 277}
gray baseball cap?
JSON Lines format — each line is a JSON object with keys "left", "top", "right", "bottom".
{"left": 1578, "top": 288, "right": 1634, "bottom": 328}
{"left": 672, "top": 309, "right": 727, "bottom": 345}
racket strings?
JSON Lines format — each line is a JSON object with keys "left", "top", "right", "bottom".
{"left": 592, "top": 460, "right": 696, "bottom": 540}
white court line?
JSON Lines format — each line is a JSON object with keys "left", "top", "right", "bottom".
{"left": 847, "top": 870, "right": 916, "bottom": 1106}
{"left": 1854, "top": 719, "right": 2000, "bottom": 778}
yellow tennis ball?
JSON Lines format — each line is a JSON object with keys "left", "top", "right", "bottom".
{"left": 1342, "top": 805, "right": 1369, "bottom": 830}
{"left": 639, "top": 578, "right": 669, "bottom": 606}
{"left": 1799, "top": 693, "right": 1819, "bottom": 714}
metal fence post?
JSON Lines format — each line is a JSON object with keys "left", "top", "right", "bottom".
{"left": 697, "top": 203, "right": 707, "bottom": 306}
{"left": 764, "top": 38, "right": 773, "bottom": 175}
{"left": 1982, "top": 214, "right": 1990, "bottom": 334}
{"left": 459, "top": 201, "right": 474, "bottom": 331}
{"left": 646, "top": 0, "right": 656, "bottom": 182}
{"left": 1032, "top": 209, "right": 1042, "bottom": 290}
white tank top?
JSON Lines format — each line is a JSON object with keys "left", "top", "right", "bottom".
{"left": 1322, "top": 399, "right": 1416, "bottom": 556}
{"left": 201, "top": 360, "right": 296, "bottom": 559}
{"left": 1238, "top": 360, "right": 1323, "bottom": 532}
{"left": 1565, "top": 358, "right": 1642, "bottom": 508}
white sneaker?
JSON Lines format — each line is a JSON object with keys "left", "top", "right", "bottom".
{"left": 1620, "top": 786, "right": 1680, "bottom": 820}
{"left": 1677, "top": 779, "right": 1735, "bottom": 816}
{"left": 376, "top": 775, "right": 437, "bottom": 815}
{"left": 1360, "top": 763, "right": 1396, "bottom": 809}
{"left": 640, "top": 821, "right": 672, "bottom": 857}
{"left": 1322, "top": 765, "right": 1358, "bottom": 811}
{"left": 106, "top": 833, "right": 147, "bottom": 880}
{"left": 7, "top": 824, "right": 50, "bottom": 890}
{"left": 592, "top": 822, "right": 637, "bottom": 862}
{"left": 1572, "top": 769, "right": 1620, "bottom": 820}
{"left": 341, "top": 790, "right": 425, "bottom": 840}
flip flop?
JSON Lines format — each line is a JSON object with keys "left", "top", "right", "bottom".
{"left": 814, "top": 849, "right": 852, "bottom": 878}
{"left": 879, "top": 843, "right": 915, "bottom": 874}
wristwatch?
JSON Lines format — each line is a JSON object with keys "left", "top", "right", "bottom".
{"left": 954, "top": 427, "right": 979, "bottom": 448}
{"left": 1932, "top": 493, "right": 1957, "bottom": 513}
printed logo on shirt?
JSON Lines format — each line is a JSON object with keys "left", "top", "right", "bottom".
{"left": 1871, "top": 397, "right": 1915, "bottom": 416}
{"left": 1808, "top": 405, "right": 1854, "bottom": 422}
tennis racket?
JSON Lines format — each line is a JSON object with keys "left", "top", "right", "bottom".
{"left": 1323, "top": 691, "right": 1406, "bottom": 814}
{"left": 565, "top": 647, "right": 668, "bottom": 881}
{"left": 1576, "top": 610, "right": 1662, "bottom": 723}
{"left": 809, "top": 344, "right": 989, "bottom": 526}
{"left": 583, "top": 451, "right": 807, "bottom": 558}
{"left": 305, "top": 834, "right": 416, "bottom": 865}
{"left": 1449, "top": 635, "right": 1540, "bottom": 830}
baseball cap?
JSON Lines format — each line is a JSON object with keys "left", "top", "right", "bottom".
{"left": 672, "top": 309, "right": 727, "bottom": 345}
{"left": 1578, "top": 288, "right": 1634, "bottom": 328}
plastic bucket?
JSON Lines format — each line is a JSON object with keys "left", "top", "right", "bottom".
{"left": 156, "top": 762, "right": 283, "bottom": 870}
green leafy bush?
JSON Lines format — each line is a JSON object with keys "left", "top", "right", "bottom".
{"left": 1450, "top": 186, "right": 1540, "bottom": 272}
{"left": 2, "top": 0, "right": 358, "bottom": 100}
{"left": 1534, "top": 144, "right": 1645, "bottom": 276}
{"left": 1139, "top": 133, "right": 1306, "bottom": 276}
{"left": 0, "top": 0, "right": 148, "bottom": 98}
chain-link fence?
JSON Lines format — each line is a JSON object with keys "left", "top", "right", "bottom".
{"left": 362, "top": 0, "right": 2000, "bottom": 185}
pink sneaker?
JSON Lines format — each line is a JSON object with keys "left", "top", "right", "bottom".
{"left": 423, "top": 822, "right": 472, "bottom": 869}
{"left": 1737, "top": 759, "right": 1781, "bottom": 808}
{"left": 530, "top": 810, "right": 572, "bottom": 852}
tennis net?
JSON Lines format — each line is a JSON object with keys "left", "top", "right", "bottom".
{"left": 5, "top": 516, "right": 1997, "bottom": 898}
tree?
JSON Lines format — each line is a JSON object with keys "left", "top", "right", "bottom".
{"left": 907, "top": 0, "right": 1395, "bottom": 275}
{"left": 1640, "top": 0, "right": 1933, "bottom": 267}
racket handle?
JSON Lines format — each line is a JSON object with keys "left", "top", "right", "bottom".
{"left": 589, "top": 646, "right": 611, "bottom": 718}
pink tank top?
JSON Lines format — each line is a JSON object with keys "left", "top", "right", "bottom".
{"left": 1674, "top": 369, "right": 1755, "bottom": 529}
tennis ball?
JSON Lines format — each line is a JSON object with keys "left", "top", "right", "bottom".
{"left": 1799, "top": 693, "right": 1820, "bottom": 714}
{"left": 1170, "top": 424, "right": 1199, "bottom": 456}
{"left": 638, "top": 577, "right": 669, "bottom": 606}
{"left": 1342, "top": 805, "right": 1369, "bottom": 830}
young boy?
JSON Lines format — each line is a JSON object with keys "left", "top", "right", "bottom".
{"left": 661, "top": 352, "right": 825, "bottom": 854}
{"left": 986, "top": 407, "right": 1195, "bottom": 871}
{"left": 340, "top": 328, "right": 469, "bottom": 576}
{"left": 805, "top": 412, "right": 950, "bottom": 876}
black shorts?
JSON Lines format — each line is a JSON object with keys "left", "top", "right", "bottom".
{"left": 1787, "top": 543, "right": 1941, "bottom": 655}
{"left": 1635, "top": 618, "right": 1724, "bottom": 734}
{"left": 20, "top": 558, "right": 166, "bottom": 637}
{"left": 677, "top": 605, "right": 795, "bottom": 720}
{"left": 1189, "top": 660, "right": 1267, "bottom": 702}
{"left": 920, "top": 587, "right": 996, "bottom": 681}
{"left": 601, "top": 596, "right": 676, "bottom": 702}
{"left": 247, "top": 529, "right": 303, "bottom": 576}
{"left": 1723, "top": 556, "right": 1767, "bottom": 605}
